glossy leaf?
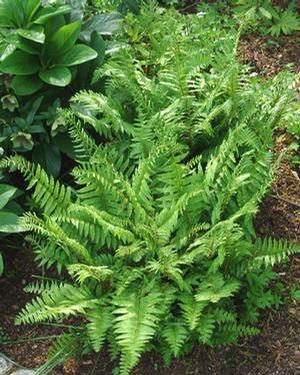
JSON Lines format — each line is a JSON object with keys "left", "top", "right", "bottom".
{"left": 24, "top": 0, "right": 42, "bottom": 22}
{"left": 0, "top": 0, "right": 25, "bottom": 28}
{"left": 11, "top": 75, "right": 43, "bottom": 95}
{"left": 34, "top": 4, "right": 72, "bottom": 24}
{"left": 18, "top": 37, "right": 41, "bottom": 55}
{"left": 56, "top": 44, "right": 97, "bottom": 67}
{"left": 0, "top": 184, "right": 17, "bottom": 210}
{"left": 0, "top": 50, "right": 39, "bottom": 75}
{"left": 0, "top": 212, "right": 24, "bottom": 233}
{"left": 80, "top": 13, "right": 121, "bottom": 43}
{"left": 46, "top": 20, "right": 81, "bottom": 55}
{"left": 18, "top": 25, "right": 45, "bottom": 43}
{"left": 39, "top": 66, "right": 72, "bottom": 87}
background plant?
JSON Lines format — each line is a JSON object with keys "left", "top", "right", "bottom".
{"left": 0, "top": 0, "right": 122, "bottom": 177}
{"left": 232, "top": 0, "right": 299, "bottom": 37}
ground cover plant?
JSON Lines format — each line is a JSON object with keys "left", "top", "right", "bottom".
{"left": 1, "top": 3, "right": 299, "bottom": 374}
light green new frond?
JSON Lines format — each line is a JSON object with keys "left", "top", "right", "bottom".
{"left": 71, "top": 90, "right": 134, "bottom": 138}
{"left": 179, "top": 294, "right": 208, "bottom": 331}
{"left": 68, "top": 205, "right": 135, "bottom": 244}
{"left": 67, "top": 116, "right": 98, "bottom": 161}
{"left": 22, "top": 213, "right": 93, "bottom": 264}
{"left": 24, "top": 280, "right": 66, "bottom": 295}
{"left": 113, "top": 287, "right": 162, "bottom": 375}
{"left": 195, "top": 274, "right": 241, "bottom": 303}
{"left": 68, "top": 263, "right": 113, "bottom": 284}
{"left": 197, "top": 313, "right": 215, "bottom": 344}
{"left": 87, "top": 307, "right": 112, "bottom": 352}
{"left": 162, "top": 321, "right": 188, "bottom": 357}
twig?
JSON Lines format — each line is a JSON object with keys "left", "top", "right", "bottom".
{"left": 271, "top": 194, "right": 300, "bottom": 208}
{"left": 179, "top": 1, "right": 200, "bottom": 12}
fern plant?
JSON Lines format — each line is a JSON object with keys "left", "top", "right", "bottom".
{"left": 1, "top": 4, "right": 299, "bottom": 375}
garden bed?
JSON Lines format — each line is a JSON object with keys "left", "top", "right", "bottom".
{"left": 0, "top": 3, "right": 299, "bottom": 374}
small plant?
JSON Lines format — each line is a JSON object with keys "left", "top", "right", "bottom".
{"left": 0, "top": 0, "right": 98, "bottom": 95}
{"left": 232, "top": 0, "right": 299, "bottom": 37}
{"left": 0, "top": 0, "right": 122, "bottom": 175}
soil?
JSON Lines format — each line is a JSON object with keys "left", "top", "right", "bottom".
{"left": 238, "top": 32, "right": 300, "bottom": 77}
{"left": 0, "top": 9, "right": 300, "bottom": 375}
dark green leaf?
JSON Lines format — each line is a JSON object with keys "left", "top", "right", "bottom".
{"left": 46, "top": 20, "right": 81, "bottom": 55}
{"left": 34, "top": 5, "right": 72, "bottom": 24}
{"left": 39, "top": 67, "right": 71, "bottom": 87}
{"left": 11, "top": 75, "right": 43, "bottom": 95}
{"left": 54, "top": 133, "right": 76, "bottom": 159}
{"left": 80, "top": 13, "right": 121, "bottom": 43}
{"left": 0, "top": 51, "right": 39, "bottom": 75}
{"left": 0, "top": 0, "right": 25, "bottom": 28}
{"left": 18, "top": 36, "right": 41, "bottom": 55}
{"left": 25, "top": 0, "right": 42, "bottom": 22}
{"left": 0, "top": 184, "right": 17, "bottom": 209}
{"left": 0, "top": 212, "right": 24, "bottom": 233}
{"left": 32, "top": 142, "right": 61, "bottom": 177}
{"left": 18, "top": 25, "right": 45, "bottom": 43}
{"left": 56, "top": 44, "right": 97, "bottom": 67}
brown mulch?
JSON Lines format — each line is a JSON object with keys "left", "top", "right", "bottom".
{"left": 255, "top": 133, "right": 300, "bottom": 242}
{"left": 238, "top": 32, "right": 300, "bottom": 77}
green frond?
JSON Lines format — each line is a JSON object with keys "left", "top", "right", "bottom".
{"left": 195, "top": 274, "right": 241, "bottom": 303}
{"left": 36, "top": 331, "right": 82, "bottom": 375}
{"left": 250, "top": 237, "right": 299, "bottom": 268}
{"left": 179, "top": 294, "right": 207, "bottom": 331}
{"left": 22, "top": 213, "right": 93, "bottom": 264}
{"left": 87, "top": 307, "right": 112, "bottom": 352}
{"left": 113, "top": 285, "right": 162, "bottom": 374}
{"left": 197, "top": 313, "right": 215, "bottom": 344}
{"left": 68, "top": 263, "right": 113, "bottom": 284}
{"left": 16, "top": 284, "right": 95, "bottom": 325}
{"left": 162, "top": 320, "right": 188, "bottom": 357}
{"left": 2, "top": 156, "right": 71, "bottom": 215}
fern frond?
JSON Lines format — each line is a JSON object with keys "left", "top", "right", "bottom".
{"left": 68, "top": 263, "right": 113, "bottom": 284}
{"left": 113, "top": 286, "right": 162, "bottom": 374}
{"left": 2, "top": 156, "right": 71, "bottom": 215}
{"left": 87, "top": 307, "right": 112, "bottom": 352}
{"left": 250, "top": 237, "right": 299, "bottom": 268}
{"left": 16, "top": 284, "right": 96, "bottom": 325}
{"left": 162, "top": 320, "right": 188, "bottom": 357}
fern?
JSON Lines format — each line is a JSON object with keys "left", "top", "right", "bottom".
{"left": 4, "top": 3, "right": 299, "bottom": 374}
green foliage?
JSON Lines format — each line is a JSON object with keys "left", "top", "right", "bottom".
{"left": 0, "top": 0, "right": 122, "bottom": 177}
{"left": 0, "top": 182, "right": 23, "bottom": 233}
{"left": 0, "top": 0, "right": 98, "bottom": 94}
{"left": 232, "top": 0, "right": 299, "bottom": 37}
{"left": 0, "top": 166, "right": 24, "bottom": 275}
{"left": 2, "top": 4, "right": 299, "bottom": 374}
